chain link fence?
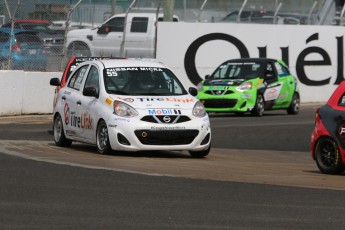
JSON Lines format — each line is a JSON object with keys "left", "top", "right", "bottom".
{"left": 0, "top": 0, "right": 340, "bottom": 72}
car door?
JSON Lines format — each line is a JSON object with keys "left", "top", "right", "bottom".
{"left": 272, "top": 61, "right": 293, "bottom": 107}
{"left": 92, "top": 16, "right": 124, "bottom": 56}
{"left": 63, "top": 64, "right": 90, "bottom": 139}
{"left": 78, "top": 65, "right": 100, "bottom": 142}
{"left": 263, "top": 61, "right": 283, "bottom": 107}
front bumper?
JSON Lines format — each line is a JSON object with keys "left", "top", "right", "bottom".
{"left": 106, "top": 115, "right": 211, "bottom": 152}
{"left": 198, "top": 91, "right": 256, "bottom": 113}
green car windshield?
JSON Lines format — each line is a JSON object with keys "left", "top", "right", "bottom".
{"left": 211, "top": 62, "right": 263, "bottom": 80}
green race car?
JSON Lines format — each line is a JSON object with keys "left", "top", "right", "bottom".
{"left": 197, "top": 58, "right": 300, "bottom": 116}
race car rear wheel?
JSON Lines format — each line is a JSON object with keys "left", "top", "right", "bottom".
{"left": 287, "top": 93, "right": 300, "bottom": 115}
{"left": 53, "top": 114, "right": 72, "bottom": 147}
{"left": 96, "top": 120, "right": 112, "bottom": 154}
{"left": 189, "top": 145, "right": 210, "bottom": 158}
{"left": 315, "top": 137, "right": 345, "bottom": 174}
{"left": 252, "top": 94, "right": 265, "bottom": 116}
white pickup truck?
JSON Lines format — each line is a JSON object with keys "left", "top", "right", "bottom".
{"left": 65, "top": 12, "right": 178, "bottom": 58}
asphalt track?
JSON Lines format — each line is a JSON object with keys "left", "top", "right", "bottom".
{"left": 2, "top": 105, "right": 345, "bottom": 229}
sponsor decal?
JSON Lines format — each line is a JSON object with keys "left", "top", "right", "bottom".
{"left": 105, "top": 97, "right": 113, "bottom": 105}
{"left": 242, "top": 94, "right": 251, "bottom": 98}
{"left": 150, "top": 126, "right": 186, "bottom": 130}
{"left": 64, "top": 103, "right": 93, "bottom": 129}
{"left": 108, "top": 124, "right": 117, "bottom": 128}
{"left": 148, "top": 109, "right": 182, "bottom": 115}
{"left": 117, "top": 97, "right": 135, "bottom": 103}
{"left": 339, "top": 125, "right": 345, "bottom": 136}
{"left": 208, "top": 86, "right": 228, "bottom": 90}
{"left": 64, "top": 103, "right": 70, "bottom": 125}
{"left": 118, "top": 97, "right": 194, "bottom": 103}
{"left": 114, "top": 117, "right": 130, "bottom": 122}
{"left": 140, "top": 97, "right": 194, "bottom": 103}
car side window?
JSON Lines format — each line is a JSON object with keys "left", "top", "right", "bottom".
{"left": 68, "top": 65, "right": 89, "bottom": 90}
{"left": 84, "top": 66, "right": 100, "bottom": 94}
{"left": 130, "top": 17, "right": 148, "bottom": 33}
{"left": 274, "top": 62, "right": 290, "bottom": 77}
{"left": 106, "top": 17, "right": 125, "bottom": 32}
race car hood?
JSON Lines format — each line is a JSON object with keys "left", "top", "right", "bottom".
{"left": 112, "top": 95, "right": 198, "bottom": 110}
{"left": 203, "top": 78, "right": 247, "bottom": 87}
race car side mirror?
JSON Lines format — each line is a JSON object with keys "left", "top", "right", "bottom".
{"left": 50, "top": 78, "right": 61, "bottom": 86}
{"left": 83, "top": 87, "right": 98, "bottom": 98}
{"left": 189, "top": 87, "right": 198, "bottom": 96}
{"left": 205, "top": 75, "right": 210, "bottom": 79}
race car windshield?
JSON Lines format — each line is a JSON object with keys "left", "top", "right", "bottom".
{"left": 211, "top": 62, "right": 263, "bottom": 80}
{"left": 103, "top": 67, "right": 188, "bottom": 96}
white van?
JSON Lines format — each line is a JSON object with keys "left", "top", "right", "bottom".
{"left": 65, "top": 12, "right": 178, "bottom": 58}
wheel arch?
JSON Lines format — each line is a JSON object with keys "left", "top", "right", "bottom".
{"left": 67, "top": 40, "right": 92, "bottom": 56}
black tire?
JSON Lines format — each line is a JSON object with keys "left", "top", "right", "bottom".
{"left": 189, "top": 145, "right": 210, "bottom": 158}
{"left": 287, "top": 93, "right": 300, "bottom": 115}
{"left": 251, "top": 94, "right": 265, "bottom": 116}
{"left": 96, "top": 120, "right": 112, "bottom": 154}
{"left": 53, "top": 114, "right": 72, "bottom": 147}
{"left": 67, "top": 42, "right": 91, "bottom": 57}
{"left": 315, "top": 137, "right": 345, "bottom": 174}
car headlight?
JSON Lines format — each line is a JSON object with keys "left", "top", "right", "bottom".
{"left": 196, "top": 82, "right": 203, "bottom": 92}
{"left": 113, "top": 101, "right": 138, "bottom": 117}
{"left": 236, "top": 82, "right": 252, "bottom": 92}
{"left": 193, "top": 101, "right": 207, "bottom": 117}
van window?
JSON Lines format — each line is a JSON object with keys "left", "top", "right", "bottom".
{"left": 130, "top": 17, "right": 148, "bottom": 33}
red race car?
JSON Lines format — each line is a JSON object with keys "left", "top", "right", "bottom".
{"left": 311, "top": 81, "right": 345, "bottom": 174}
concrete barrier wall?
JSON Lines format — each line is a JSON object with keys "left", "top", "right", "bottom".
{"left": 0, "top": 71, "right": 61, "bottom": 116}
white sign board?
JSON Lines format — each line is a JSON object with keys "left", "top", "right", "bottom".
{"left": 157, "top": 22, "right": 345, "bottom": 103}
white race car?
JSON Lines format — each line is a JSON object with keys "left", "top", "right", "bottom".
{"left": 50, "top": 58, "right": 211, "bottom": 157}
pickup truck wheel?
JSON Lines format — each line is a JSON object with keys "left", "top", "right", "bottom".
{"left": 67, "top": 42, "right": 91, "bottom": 57}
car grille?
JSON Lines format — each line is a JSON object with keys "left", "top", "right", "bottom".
{"left": 202, "top": 99, "right": 237, "bottom": 108}
{"left": 141, "top": 115, "right": 191, "bottom": 124}
{"left": 134, "top": 129, "right": 199, "bottom": 145}
{"left": 204, "top": 90, "right": 234, "bottom": 95}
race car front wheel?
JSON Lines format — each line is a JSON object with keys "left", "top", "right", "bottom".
{"left": 315, "top": 137, "right": 345, "bottom": 174}
{"left": 96, "top": 120, "right": 112, "bottom": 154}
{"left": 53, "top": 114, "right": 72, "bottom": 147}
{"left": 252, "top": 94, "right": 265, "bottom": 116}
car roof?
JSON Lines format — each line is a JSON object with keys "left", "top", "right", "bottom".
{"left": 14, "top": 19, "right": 51, "bottom": 24}
{"left": 98, "top": 58, "right": 167, "bottom": 69}
{"left": 225, "top": 58, "right": 277, "bottom": 63}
